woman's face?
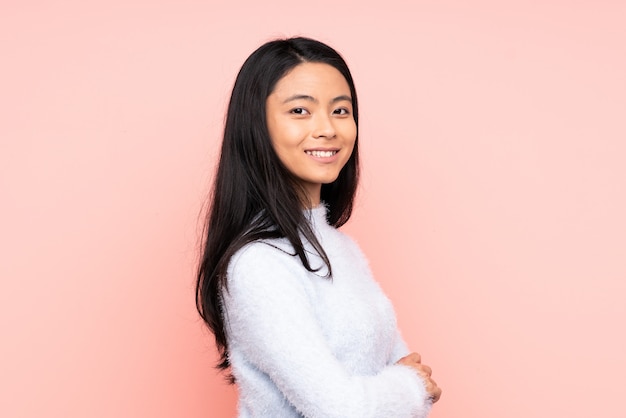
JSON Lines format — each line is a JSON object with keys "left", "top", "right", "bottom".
{"left": 266, "top": 62, "right": 357, "bottom": 206}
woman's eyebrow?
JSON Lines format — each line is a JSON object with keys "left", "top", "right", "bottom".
{"left": 282, "top": 94, "right": 352, "bottom": 104}
{"left": 283, "top": 94, "right": 316, "bottom": 104}
{"left": 331, "top": 95, "right": 352, "bottom": 103}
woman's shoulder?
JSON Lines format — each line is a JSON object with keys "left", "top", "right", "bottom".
{"left": 324, "top": 225, "right": 367, "bottom": 258}
{"left": 225, "top": 239, "right": 312, "bottom": 302}
{"left": 230, "top": 238, "right": 294, "bottom": 267}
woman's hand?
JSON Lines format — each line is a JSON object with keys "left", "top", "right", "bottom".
{"left": 396, "top": 352, "right": 442, "bottom": 403}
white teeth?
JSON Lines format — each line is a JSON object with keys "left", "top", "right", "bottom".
{"left": 306, "top": 150, "right": 337, "bottom": 158}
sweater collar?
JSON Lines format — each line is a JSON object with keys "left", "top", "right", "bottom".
{"left": 305, "top": 203, "right": 330, "bottom": 229}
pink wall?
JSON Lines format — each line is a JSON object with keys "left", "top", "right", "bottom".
{"left": 2, "top": 1, "right": 625, "bottom": 417}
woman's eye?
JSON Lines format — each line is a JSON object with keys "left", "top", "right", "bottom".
{"left": 333, "top": 108, "right": 350, "bottom": 115}
{"left": 290, "top": 108, "right": 309, "bottom": 115}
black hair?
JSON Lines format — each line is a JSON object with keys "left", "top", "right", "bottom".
{"left": 195, "top": 37, "right": 359, "bottom": 379}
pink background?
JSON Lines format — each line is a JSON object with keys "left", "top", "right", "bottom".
{"left": 2, "top": 1, "right": 625, "bottom": 417}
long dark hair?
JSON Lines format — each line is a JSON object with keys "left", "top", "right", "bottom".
{"left": 195, "top": 37, "right": 360, "bottom": 378}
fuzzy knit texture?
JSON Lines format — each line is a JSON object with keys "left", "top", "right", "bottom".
{"left": 222, "top": 205, "right": 432, "bottom": 418}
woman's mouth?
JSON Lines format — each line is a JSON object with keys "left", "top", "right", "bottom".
{"left": 305, "top": 150, "right": 338, "bottom": 158}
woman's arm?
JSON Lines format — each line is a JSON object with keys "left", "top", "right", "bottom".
{"left": 222, "top": 243, "right": 432, "bottom": 418}
{"left": 390, "top": 330, "right": 442, "bottom": 402}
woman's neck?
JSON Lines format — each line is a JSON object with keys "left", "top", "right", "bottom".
{"left": 299, "top": 184, "right": 321, "bottom": 209}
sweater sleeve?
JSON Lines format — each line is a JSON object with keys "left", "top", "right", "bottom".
{"left": 390, "top": 328, "right": 412, "bottom": 364}
{"left": 223, "top": 243, "right": 432, "bottom": 418}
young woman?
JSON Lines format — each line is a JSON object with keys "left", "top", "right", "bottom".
{"left": 196, "top": 37, "right": 441, "bottom": 417}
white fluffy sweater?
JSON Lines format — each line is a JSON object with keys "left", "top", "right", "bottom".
{"left": 222, "top": 205, "right": 432, "bottom": 417}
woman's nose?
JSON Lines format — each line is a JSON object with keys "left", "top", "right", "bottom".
{"left": 312, "top": 114, "right": 336, "bottom": 139}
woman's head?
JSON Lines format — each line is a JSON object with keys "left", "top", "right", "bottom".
{"left": 266, "top": 61, "right": 357, "bottom": 207}
{"left": 221, "top": 37, "right": 359, "bottom": 224}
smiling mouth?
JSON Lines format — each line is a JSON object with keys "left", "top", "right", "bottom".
{"left": 305, "top": 150, "right": 338, "bottom": 158}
